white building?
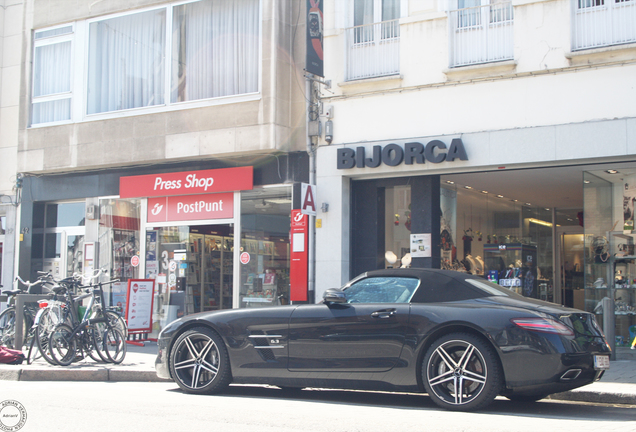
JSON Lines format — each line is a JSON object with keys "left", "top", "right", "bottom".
{"left": 315, "top": 0, "right": 636, "bottom": 345}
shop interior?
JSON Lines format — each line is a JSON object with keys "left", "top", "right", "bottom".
{"left": 384, "top": 162, "right": 636, "bottom": 346}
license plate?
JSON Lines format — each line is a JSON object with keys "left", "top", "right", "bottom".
{"left": 594, "top": 355, "right": 610, "bottom": 370}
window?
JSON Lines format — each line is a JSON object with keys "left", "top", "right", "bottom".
{"left": 32, "top": 0, "right": 260, "bottom": 124}
{"left": 344, "top": 276, "right": 419, "bottom": 303}
{"left": 171, "top": 0, "right": 259, "bottom": 102}
{"left": 87, "top": 9, "right": 166, "bottom": 115}
{"left": 32, "top": 25, "right": 73, "bottom": 125}
{"left": 353, "top": 0, "right": 400, "bottom": 42}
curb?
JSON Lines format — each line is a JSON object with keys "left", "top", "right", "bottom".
{"left": 0, "top": 366, "right": 171, "bottom": 383}
{"left": 547, "top": 389, "right": 636, "bottom": 405}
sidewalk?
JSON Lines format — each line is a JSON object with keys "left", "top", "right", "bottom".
{"left": 1, "top": 342, "right": 635, "bottom": 405}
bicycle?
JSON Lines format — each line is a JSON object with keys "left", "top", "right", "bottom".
{"left": 48, "top": 279, "right": 127, "bottom": 366}
{"left": 0, "top": 273, "right": 55, "bottom": 352}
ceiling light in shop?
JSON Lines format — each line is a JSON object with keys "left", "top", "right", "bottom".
{"left": 606, "top": 169, "right": 619, "bottom": 174}
{"left": 528, "top": 218, "right": 559, "bottom": 227}
{"left": 496, "top": 195, "right": 504, "bottom": 198}
{"left": 584, "top": 180, "right": 591, "bottom": 184}
{"left": 525, "top": 203, "right": 532, "bottom": 206}
{"left": 446, "top": 181, "right": 455, "bottom": 184}
{"left": 464, "top": 186, "right": 472, "bottom": 189}
{"left": 481, "top": 191, "right": 488, "bottom": 194}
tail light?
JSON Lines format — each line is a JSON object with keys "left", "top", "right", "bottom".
{"left": 511, "top": 317, "right": 574, "bottom": 336}
{"left": 38, "top": 301, "right": 48, "bottom": 308}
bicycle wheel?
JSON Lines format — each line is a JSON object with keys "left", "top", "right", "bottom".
{"left": 87, "top": 325, "right": 111, "bottom": 363}
{"left": 48, "top": 324, "right": 77, "bottom": 366}
{"left": 0, "top": 308, "right": 18, "bottom": 348}
{"left": 35, "top": 307, "right": 62, "bottom": 365}
{"left": 100, "top": 327, "right": 126, "bottom": 364}
{"left": 26, "top": 327, "right": 40, "bottom": 364}
{"left": 105, "top": 310, "right": 128, "bottom": 338}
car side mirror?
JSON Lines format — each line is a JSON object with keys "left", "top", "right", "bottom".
{"left": 323, "top": 288, "right": 346, "bottom": 304}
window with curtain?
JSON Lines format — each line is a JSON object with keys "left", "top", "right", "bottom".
{"left": 87, "top": 8, "right": 167, "bottom": 115}
{"left": 32, "top": 26, "right": 73, "bottom": 125}
{"left": 33, "top": 0, "right": 261, "bottom": 123}
{"left": 171, "top": 0, "right": 259, "bottom": 103}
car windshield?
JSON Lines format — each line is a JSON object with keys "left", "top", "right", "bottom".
{"left": 464, "top": 278, "right": 513, "bottom": 297}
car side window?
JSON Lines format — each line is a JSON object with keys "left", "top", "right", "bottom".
{"left": 344, "top": 277, "right": 419, "bottom": 303}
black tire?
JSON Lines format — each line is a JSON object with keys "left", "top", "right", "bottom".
{"left": 26, "top": 328, "right": 40, "bottom": 364}
{"left": 102, "top": 327, "right": 126, "bottom": 364}
{"left": 169, "top": 327, "right": 232, "bottom": 394}
{"left": 422, "top": 333, "right": 502, "bottom": 411}
{"left": 105, "top": 310, "right": 128, "bottom": 338}
{"left": 85, "top": 325, "right": 109, "bottom": 363}
{"left": 48, "top": 324, "right": 77, "bottom": 366}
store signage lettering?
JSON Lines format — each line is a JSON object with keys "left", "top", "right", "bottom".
{"left": 147, "top": 193, "right": 233, "bottom": 223}
{"left": 336, "top": 139, "right": 468, "bottom": 169}
{"left": 120, "top": 166, "right": 253, "bottom": 198}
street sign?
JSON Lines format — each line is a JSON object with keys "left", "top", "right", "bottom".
{"left": 301, "top": 183, "right": 317, "bottom": 216}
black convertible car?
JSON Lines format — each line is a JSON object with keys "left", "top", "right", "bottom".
{"left": 155, "top": 268, "right": 610, "bottom": 411}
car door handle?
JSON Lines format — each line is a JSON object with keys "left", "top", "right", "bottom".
{"left": 371, "top": 309, "right": 396, "bottom": 319}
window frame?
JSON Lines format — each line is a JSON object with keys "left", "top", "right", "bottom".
{"left": 31, "top": 23, "right": 75, "bottom": 126}
{"left": 30, "top": 0, "right": 263, "bottom": 128}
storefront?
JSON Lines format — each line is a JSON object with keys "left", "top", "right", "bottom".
{"left": 315, "top": 120, "right": 636, "bottom": 349}
{"left": 18, "top": 154, "right": 308, "bottom": 337}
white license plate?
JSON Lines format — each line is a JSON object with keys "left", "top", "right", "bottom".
{"left": 594, "top": 355, "right": 610, "bottom": 370}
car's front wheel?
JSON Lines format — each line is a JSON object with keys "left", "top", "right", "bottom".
{"left": 169, "top": 326, "right": 232, "bottom": 394}
{"left": 422, "top": 333, "right": 502, "bottom": 411}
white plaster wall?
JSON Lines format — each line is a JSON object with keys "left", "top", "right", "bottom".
{"left": 0, "top": 0, "right": 22, "bottom": 194}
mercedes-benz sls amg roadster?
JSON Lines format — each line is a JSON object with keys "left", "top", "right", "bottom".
{"left": 156, "top": 268, "right": 610, "bottom": 411}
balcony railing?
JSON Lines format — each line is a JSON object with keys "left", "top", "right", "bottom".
{"left": 573, "top": 0, "right": 636, "bottom": 50}
{"left": 345, "top": 19, "right": 400, "bottom": 81}
{"left": 448, "top": 2, "right": 514, "bottom": 68}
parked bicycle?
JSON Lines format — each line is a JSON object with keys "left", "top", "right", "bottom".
{"left": 48, "top": 278, "right": 127, "bottom": 366}
{"left": 0, "top": 273, "right": 55, "bottom": 352}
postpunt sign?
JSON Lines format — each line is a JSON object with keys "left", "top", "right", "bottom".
{"left": 119, "top": 166, "right": 253, "bottom": 198}
{"left": 148, "top": 193, "right": 233, "bottom": 223}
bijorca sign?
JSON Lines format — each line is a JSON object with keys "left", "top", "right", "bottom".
{"left": 337, "top": 138, "right": 468, "bottom": 169}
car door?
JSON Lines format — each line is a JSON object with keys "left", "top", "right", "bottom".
{"left": 287, "top": 276, "right": 418, "bottom": 372}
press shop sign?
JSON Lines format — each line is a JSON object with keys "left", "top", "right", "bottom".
{"left": 119, "top": 166, "right": 253, "bottom": 198}
{"left": 147, "top": 193, "right": 233, "bottom": 223}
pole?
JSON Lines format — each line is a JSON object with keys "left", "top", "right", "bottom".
{"left": 306, "top": 76, "right": 316, "bottom": 304}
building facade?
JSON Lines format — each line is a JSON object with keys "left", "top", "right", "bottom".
{"left": 5, "top": 0, "right": 310, "bottom": 337}
{"left": 314, "top": 0, "right": 636, "bottom": 348}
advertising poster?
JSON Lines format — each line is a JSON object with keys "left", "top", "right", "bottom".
{"left": 306, "top": 0, "right": 324, "bottom": 77}
{"left": 125, "top": 279, "right": 155, "bottom": 333}
{"left": 624, "top": 175, "right": 636, "bottom": 231}
{"left": 111, "top": 281, "right": 128, "bottom": 311}
{"left": 410, "top": 233, "right": 432, "bottom": 257}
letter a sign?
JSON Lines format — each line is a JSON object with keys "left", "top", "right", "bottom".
{"left": 301, "top": 183, "right": 317, "bottom": 216}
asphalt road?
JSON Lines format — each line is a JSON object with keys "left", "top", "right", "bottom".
{"left": 2, "top": 381, "right": 635, "bottom": 432}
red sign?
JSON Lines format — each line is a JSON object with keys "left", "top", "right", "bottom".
{"left": 130, "top": 255, "right": 140, "bottom": 267}
{"left": 119, "top": 166, "right": 253, "bottom": 198}
{"left": 290, "top": 210, "right": 308, "bottom": 301}
{"left": 148, "top": 193, "right": 233, "bottom": 223}
{"left": 240, "top": 252, "right": 250, "bottom": 264}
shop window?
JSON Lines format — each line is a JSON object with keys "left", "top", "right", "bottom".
{"left": 240, "top": 186, "right": 292, "bottom": 307}
{"left": 98, "top": 198, "right": 141, "bottom": 282}
{"left": 45, "top": 202, "right": 86, "bottom": 227}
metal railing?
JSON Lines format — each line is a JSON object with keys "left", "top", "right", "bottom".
{"left": 448, "top": 2, "right": 514, "bottom": 68}
{"left": 573, "top": 0, "right": 636, "bottom": 50}
{"left": 345, "top": 19, "right": 400, "bottom": 81}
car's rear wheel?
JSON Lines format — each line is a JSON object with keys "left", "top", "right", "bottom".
{"left": 422, "top": 333, "right": 502, "bottom": 411}
{"left": 169, "top": 327, "right": 231, "bottom": 394}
